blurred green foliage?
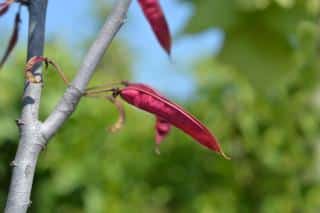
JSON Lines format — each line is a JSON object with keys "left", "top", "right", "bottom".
{"left": 1, "top": 0, "right": 320, "bottom": 212}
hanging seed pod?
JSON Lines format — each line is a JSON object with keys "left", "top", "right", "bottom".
{"left": 138, "top": 0, "right": 172, "bottom": 55}
{"left": 119, "top": 82, "right": 229, "bottom": 159}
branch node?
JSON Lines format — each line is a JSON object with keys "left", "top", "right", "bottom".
{"left": 10, "top": 160, "right": 17, "bottom": 167}
{"left": 15, "top": 118, "right": 25, "bottom": 126}
{"left": 25, "top": 72, "right": 42, "bottom": 84}
{"left": 34, "top": 142, "right": 46, "bottom": 151}
{"left": 69, "top": 83, "right": 85, "bottom": 96}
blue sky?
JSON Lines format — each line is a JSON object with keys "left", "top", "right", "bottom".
{"left": 0, "top": 0, "right": 223, "bottom": 98}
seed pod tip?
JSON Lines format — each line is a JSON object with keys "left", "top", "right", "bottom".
{"left": 220, "top": 150, "right": 231, "bottom": 160}
{"left": 155, "top": 145, "right": 161, "bottom": 155}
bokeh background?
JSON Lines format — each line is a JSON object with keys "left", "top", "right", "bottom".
{"left": 1, "top": 0, "right": 320, "bottom": 212}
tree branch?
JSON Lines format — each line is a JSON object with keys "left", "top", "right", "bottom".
{"left": 4, "top": 0, "right": 48, "bottom": 212}
{"left": 4, "top": 0, "right": 132, "bottom": 212}
{"left": 41, "top": 0, "right": 132, "bottom": 141}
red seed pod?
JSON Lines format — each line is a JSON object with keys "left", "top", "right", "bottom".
{"left": 0, "top": 10, "right": 20, "bottom": 69}
{"left": 0, "top": 0, "right": 14, "bottom": 16}
{"left": 123, "top": 82, "right": 172, "bottom": 145}
{"left": 119, "top": 83, "right": 229, "bottom": 159}
{"left": 138, "top": 0, "right": 171, "bottom": 55}
{"left": 0, "top": 3, "right": 9, "bottom": 16}
{"left": 155, "top": 116, "right": 171, "bottom": 144}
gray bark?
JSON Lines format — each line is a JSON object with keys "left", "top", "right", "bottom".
{"left": 4, "top": 0, "right": 48, "bottom": 212}
{"left": 4, "top": 0, "right": 132, "bottom": 212}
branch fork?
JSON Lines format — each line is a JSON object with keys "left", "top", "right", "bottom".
{"left": 4, "top": 1, "right": 132, "bottom": 212}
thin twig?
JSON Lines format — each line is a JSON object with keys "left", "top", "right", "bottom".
{"left": 107, "top": 96, "right": 126, "bottom": 133}
{"left": 84, "top": 88, "right": 116, "bottom": 96}
{"left": 41, "top": 0, "right": 132, "bottom": 141}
